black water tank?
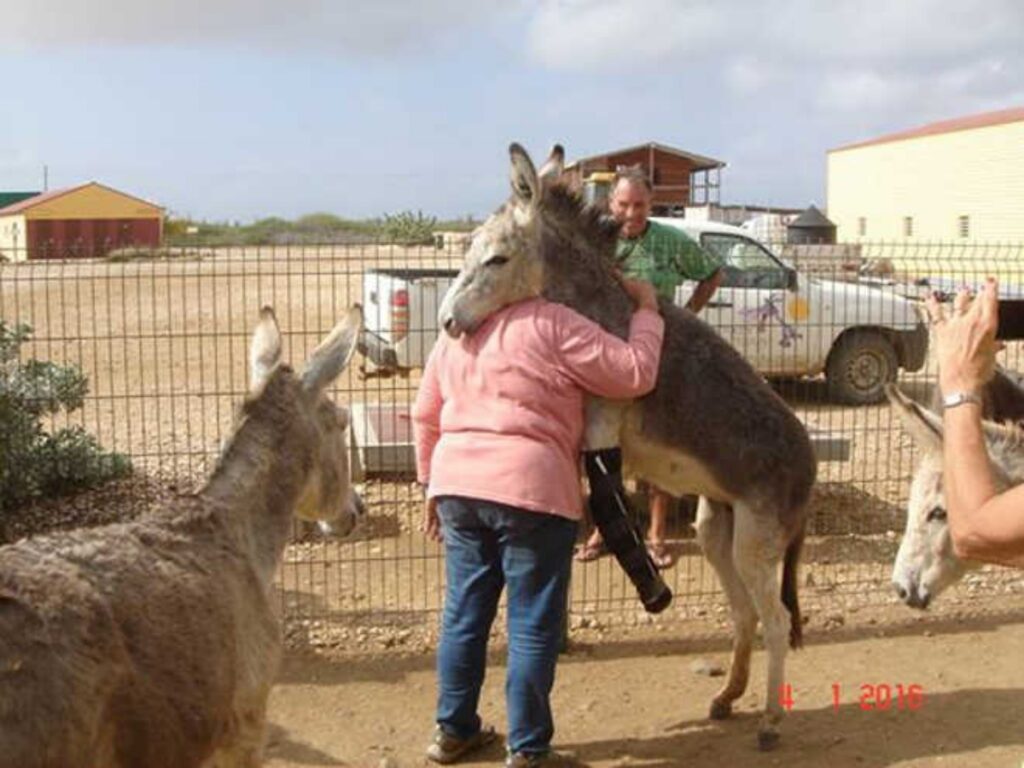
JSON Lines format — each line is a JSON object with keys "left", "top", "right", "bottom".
{"left": 787, "top": 205, "right": 836, "bottom": 244}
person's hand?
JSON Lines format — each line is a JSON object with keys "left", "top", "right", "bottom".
{"left": 621, "top": 277, "right": 658, "bottom": 312}
{"left": 925, "top": 277, "right": 1000, "bottom": 395}
{"left": 421, "top": 497, "right": 442, "bottom": 542}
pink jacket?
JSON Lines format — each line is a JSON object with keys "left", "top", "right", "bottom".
{"left": 412, "top": 297, "right": 664, "bottom": 520}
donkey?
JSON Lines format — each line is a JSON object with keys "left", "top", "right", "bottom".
{"left": 0, "top": 305, "right": 363, "bottom": 768}
{"left": 889, "top": 367, "right": 1024, "bottom": 609}
{"left": 438, "top": 143, "right": 817, "bottom": 749}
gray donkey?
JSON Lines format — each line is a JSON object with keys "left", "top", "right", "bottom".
{"left": 438, "top": 143, "right": 817, "bottom": 749}
{"left": 889, "top": 367, "right": 1024, "bottom": 609}
{"left": 0, "top": 306, "right": 363, "bottom": 768}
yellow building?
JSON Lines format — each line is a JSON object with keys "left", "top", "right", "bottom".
{"left": 827, "top": 107, "right": 1024, "bottom": 243}
{"left": 0, "top": 182, "right": 163, "bottom": 261}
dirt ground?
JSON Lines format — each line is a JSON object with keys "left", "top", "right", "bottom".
{"left": 264, "top": 600, "right": 1024, "bottom": 768}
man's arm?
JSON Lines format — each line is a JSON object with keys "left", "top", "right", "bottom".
{"left": 684, "top": 268, "right": 722, "bottom": 314}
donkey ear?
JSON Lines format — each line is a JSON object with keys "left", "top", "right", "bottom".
{"left": 250, "top": 306, "right": 283, "bottom": 393}
{"left": 537, "top": 144, "right": 565, "bottom": 184}
{"left": 886, "top": 384, "right": 943, "bottom": 451}
{"left": 509, "top": 142, "right": 540, "bottom": 209}
{"left": 301, "top": 305, "right": 363, "bottom": 394}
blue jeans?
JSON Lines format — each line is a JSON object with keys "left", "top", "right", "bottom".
{"left": 435, "top": 496, "right": 578, "bottom": 756}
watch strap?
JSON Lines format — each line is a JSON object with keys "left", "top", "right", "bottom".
{"left": 942, "top": 391, "right": 982, "bottom": 410}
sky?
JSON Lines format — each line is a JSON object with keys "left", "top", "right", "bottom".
{"left": 0, "top": 0, "right": 1021, "bottom": 222}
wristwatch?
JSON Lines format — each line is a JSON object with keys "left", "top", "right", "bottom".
{"left": 941, "top": 391, "right": 982, "bottom": 410}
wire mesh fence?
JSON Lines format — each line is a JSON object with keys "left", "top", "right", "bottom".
{"left": 3, "top": 237, "right": 1024, "bottom": 643}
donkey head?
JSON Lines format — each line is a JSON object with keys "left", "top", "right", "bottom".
{"left": 888, "top": 387, "right": 964, "bottom": 608}
{"left": 248, "top": 305, "right": 364, "bottom": 536}
{"left": 888, "top": 385, "right": 1024, "bottom": 608}
{"left": 438, "top": 143, "right": 566, "bottom": 337}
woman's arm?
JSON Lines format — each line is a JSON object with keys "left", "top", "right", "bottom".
{"left": 552, "top": 278, "right": 665, "bottom": 400}
{"left": 929, "top": 279, "right": 1024, "bottom": 566}
{"left": 411, "top": 341, "right": 444, "bottom": 486}
{"left": 943, "top": 405, "right": 1024, "bottom": 566}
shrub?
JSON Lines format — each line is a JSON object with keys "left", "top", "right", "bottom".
{"left": 0, "top": 321, "right": 131, "bottom": 519}
{"left": 378, "top": 210, "right": 438, "bottom": 245}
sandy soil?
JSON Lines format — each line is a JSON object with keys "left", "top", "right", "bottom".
{"left": 264, "top": 600, "right": 1024, "bottom": 768}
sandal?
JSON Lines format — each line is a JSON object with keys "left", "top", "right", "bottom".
{"left": 646, "top": 541, "right": 676, "bottom": 569}
{"left": 573, "top": 539, "right": 608, "bottom": 562}
{"left": 426, "top": 724, "right": 498, "bottom": 764}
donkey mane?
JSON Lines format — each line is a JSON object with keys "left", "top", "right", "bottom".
{"left": 537, "top": 184, "right": 635, "bottom": 337}
{"left": 540, "top": 183, "right": 621, "bottom": 260}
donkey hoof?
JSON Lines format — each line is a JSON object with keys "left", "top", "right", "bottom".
{"left": 709, "top": 700, "right": 732, "bottom": 720}
{"left": 757, "top": 730, "right": 780, "bottom": 751}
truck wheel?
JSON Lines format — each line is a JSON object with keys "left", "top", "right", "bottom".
{"left": 826, "top": 331, "right": 898, "bottom": 405}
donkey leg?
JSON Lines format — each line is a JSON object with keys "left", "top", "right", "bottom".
{"left": 732, "top": 503, "right": 791, "bottom": 751}
{"left": 694, "top": 497, "right": 758, "bottom": 721}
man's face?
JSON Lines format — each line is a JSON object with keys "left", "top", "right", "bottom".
{"left": 609, "top": 179, "right": 652, "bottom": 238}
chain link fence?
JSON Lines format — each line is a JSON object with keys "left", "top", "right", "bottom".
{"left": 3, "top": 237, "right": 1024, "bottom": 644}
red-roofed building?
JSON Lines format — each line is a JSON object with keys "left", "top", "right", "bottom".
{"left": 826, "top": 107, "right": 1024, "bottom": 243}
{"left": 0, "top": 182, "right": 163, "bottom": 261}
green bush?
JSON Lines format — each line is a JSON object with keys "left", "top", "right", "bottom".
{"left": 0, "top": 321, "right": 131, "bottom": 518}
{"left": 378, "top": 210, "right": 438, "bottom": 245}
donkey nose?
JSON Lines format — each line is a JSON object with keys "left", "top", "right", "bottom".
{"left": 894, "top": 584, "right": 908, "bottom": 601}
{"left": 904, "top": 586, "right": 931, "bottom": 610}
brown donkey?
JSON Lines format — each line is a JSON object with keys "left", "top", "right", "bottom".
{"left": 438, "top": 144, "right": 817, "bottom": 749}
{"left": 0, "top": 305, "right": 363, "bottom": 768}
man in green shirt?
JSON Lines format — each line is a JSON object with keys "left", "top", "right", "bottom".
{"left": 576, "top": 167, "right": 723, "bottom": 569}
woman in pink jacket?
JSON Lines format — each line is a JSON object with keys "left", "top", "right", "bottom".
{"left": 413, "top": 278, "right": 663, "bottom": 768}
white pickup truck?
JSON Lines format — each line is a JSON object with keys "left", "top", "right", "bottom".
{"left": 358, "top": 220, "right": 928, "bottom": 404}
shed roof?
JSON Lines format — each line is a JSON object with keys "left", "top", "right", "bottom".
{"left": 566, "top": 142, "right": 726, "bottom": 172}
{"left": 829, "top": 106, "right": 1024, "bottom": 153}
{"left": 789, "top": 205, "right": 834, "bottom": 228}
{"left": 0, "top": 182, "right": 163, "bottom": 216}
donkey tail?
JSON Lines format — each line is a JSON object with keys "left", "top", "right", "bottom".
{"left": 781, "top": 523, "right": 806, "bottom": 650}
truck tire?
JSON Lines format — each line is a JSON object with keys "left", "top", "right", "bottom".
{"left": 826, "top": 330, "right": 898, "bottom": 405}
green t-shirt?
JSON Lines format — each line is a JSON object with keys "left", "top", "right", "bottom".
{"left": 616, "top": 220, "right": 722, "bottom": 300}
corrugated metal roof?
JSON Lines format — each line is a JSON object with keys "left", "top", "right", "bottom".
{"left": 0, "top": 182, "right": 163, "bottom": 215}
{"left": 565, "top": 142, "right": 726, "bottom": 172}
{"left": 829, "top": 106, "right": 1024, "bottom": 153}
{"left": 0, "top": 191, "right": 41, "bottom": 210}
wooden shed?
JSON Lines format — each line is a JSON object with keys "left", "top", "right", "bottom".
{"left": 564, "top": 142, "right": 726, "bottom": 214}
{"left": 0, "top": 182, "right": 163, "bottom": 261}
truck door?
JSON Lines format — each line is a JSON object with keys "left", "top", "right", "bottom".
{"left": 693, "top": 233, "right": 811, "bottom": 375}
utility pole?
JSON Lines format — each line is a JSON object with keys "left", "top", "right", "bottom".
{"left": 43, "top": 165, "right": 49, "bottom": 191}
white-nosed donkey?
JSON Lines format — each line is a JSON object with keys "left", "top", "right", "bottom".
{"left": 889, "top": 367, "right": 1024, "bottom": 609}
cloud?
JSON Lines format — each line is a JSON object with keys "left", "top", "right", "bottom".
{"left": 0, "top": 0, "right": 506, "bottom": 54}
{"left": 526, "top": 0, "right": 725, "bottom": 70}
{"left": 526, "top": 0, "right": 1023, "bottom": 128}
{"left": 527, "top": 0, "right": 1024, "bottom": 68}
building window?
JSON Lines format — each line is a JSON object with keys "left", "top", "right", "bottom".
{"left": 903, "top": 217, "right": 913, "bottom": 237}
{"left": 958, "top": 215, "right": 970, "bottom": 239}
{"left": 857, "top": 217, "right": 867, "bottom": 236}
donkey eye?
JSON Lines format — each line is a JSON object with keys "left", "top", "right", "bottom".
{"left": 926, "top": 506, "right": 947, "bottom": 523}
{"left": 484, "top": 255, "right": 509, "bottom": 267}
